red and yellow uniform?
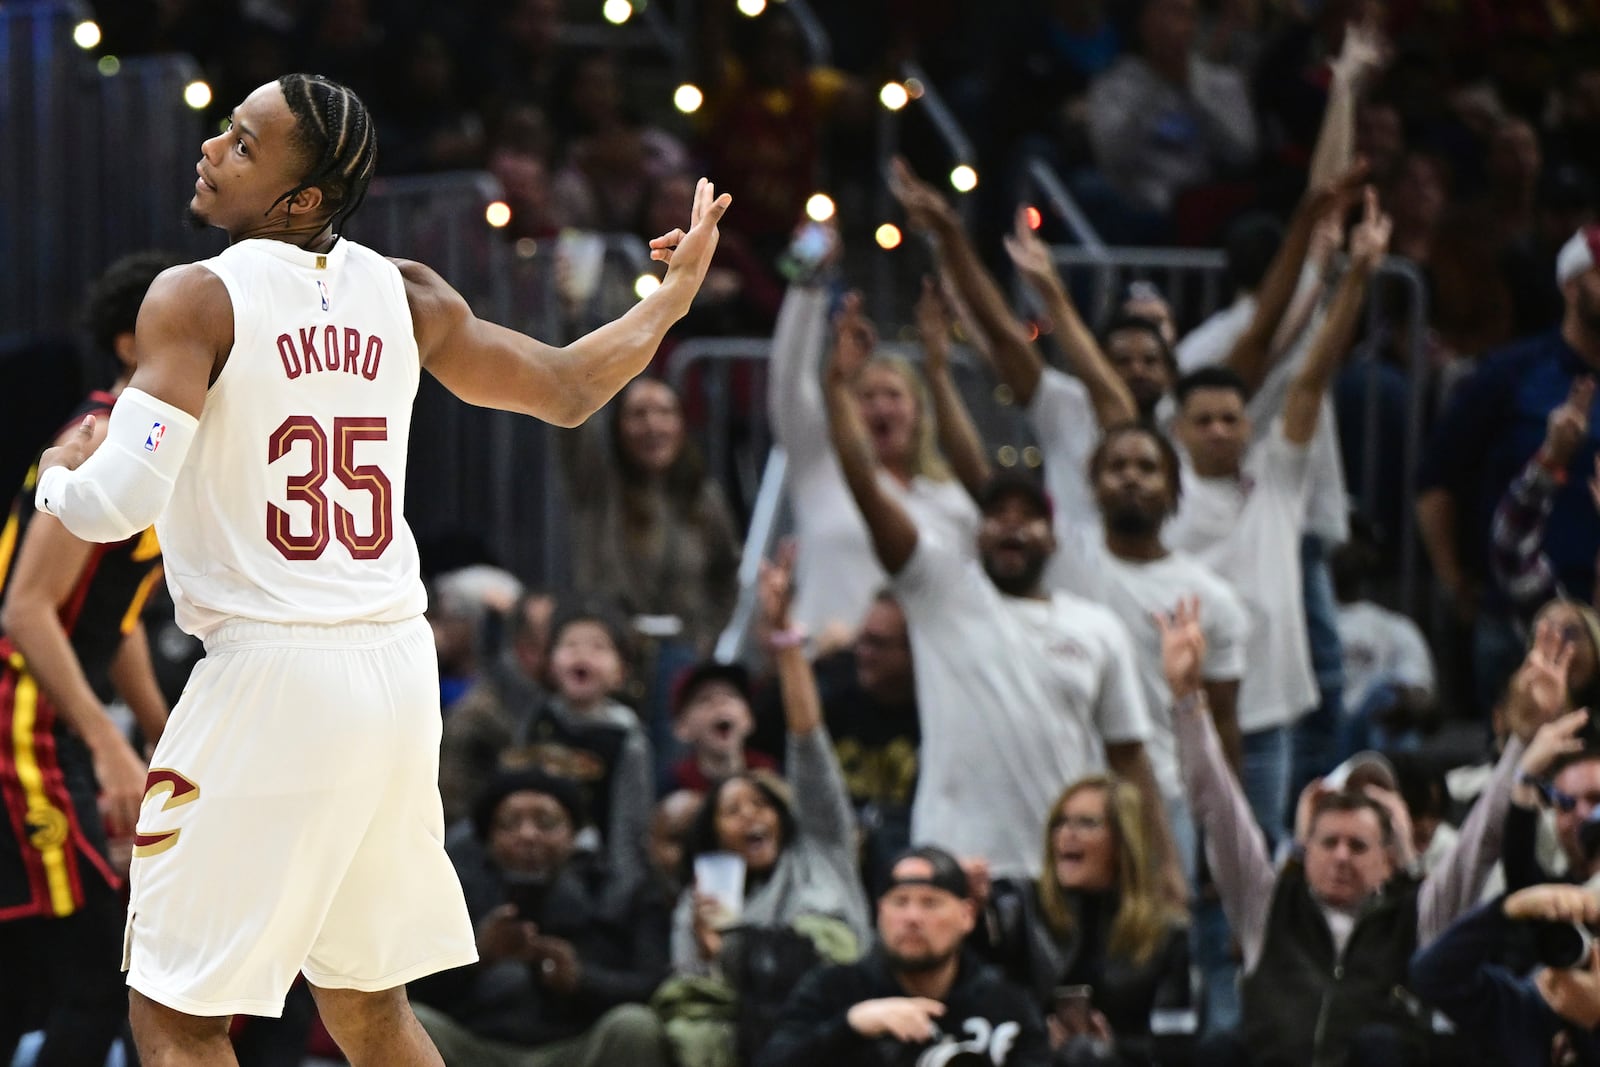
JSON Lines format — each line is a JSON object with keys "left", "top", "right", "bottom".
{"left": 0, "top": 392, "right": 164, "bottom": 920}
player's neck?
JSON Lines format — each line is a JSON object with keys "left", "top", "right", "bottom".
{"left": 230, "top": 217, "right": 338, "bottom": 253}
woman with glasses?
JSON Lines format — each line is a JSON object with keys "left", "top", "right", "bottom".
{"left": 970, "top": 775, "right": 1195, "bottom": 1066}
{"left": 1503, "top": 607, "right": 1600, "bottom": 895}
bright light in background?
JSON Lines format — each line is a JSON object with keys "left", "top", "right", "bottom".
{"left": 875, "top": 223, "right": 902, "bottom": 250}
{"left": 879, "top": 82, "right": 909, "bottom": 111}
{"left": 485, "top": 201, "right": 512, "bottom": 228}
{"left": 73, "top": 21, "right": 102, "bottom": 49}
{"left": 635, "top": 273, "right": 662, "bottom": 299}
{"left": 904, "top": 78, "right": 925, "bottom": 100}
{"left": 736, "top": 0, "right": 766, "bottom": 15}
{"left": 97, "top": 55, "right": 121, "bottom": 77}
{"left": 183, "top": 81, "right": 213, "bottom": 110}
{"left": 602, "top": 0, "right": 633, "bottom": 24}
{"left": 673, "top": 83, "right": 704, "bottom": 114}
{"left": 804, "top": 193, "right": 835, "bottom": 222}
{"left": 949, "top": 165, "right": 978, "bottom": 193}
{"left": 1024, "top": 205, "right": 1042, "bottom": 230}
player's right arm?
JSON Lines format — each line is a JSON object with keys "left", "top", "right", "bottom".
{"left": 411, "top": 177, "right": 731, "bottom": 428}
{"left": 2, "top": 424, "right": 149, "bottom": 836}
{"left": 34, "top": 265, "right": 228, "bottom": 544}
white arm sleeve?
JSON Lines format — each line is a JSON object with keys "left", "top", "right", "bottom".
{"left": 35, "top": 387, "right": 198, "bottom": 543}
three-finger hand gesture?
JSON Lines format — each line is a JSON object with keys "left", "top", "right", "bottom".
{"left": 1154, "top": 596, "right": 1206, "bottom": 701}
{"left": 649, "top": 177, "right": 734, "bottom": 296}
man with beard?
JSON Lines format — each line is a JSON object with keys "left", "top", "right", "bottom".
{"left": 756, "top": 846, "right": 1050, "bottom": 1067}
{"left": 1419, "top": 225, "right": 1600, "bottom": 714}
{"left": 1051, "top": 424, "right": 1249, "bottom": 878}
{"left": 826, "top": 308, "right": 1180, "bottom": 893}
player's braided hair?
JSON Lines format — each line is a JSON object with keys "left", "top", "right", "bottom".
{"left": 271, "top": 73, "right": 377, "bottom": 231}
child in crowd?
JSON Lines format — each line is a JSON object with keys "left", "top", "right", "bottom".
{"left": 665, "top": 661, "right": 778, "bottom": 794}
{"left": 501, "top": 607, "right": 656, "bottom": 892}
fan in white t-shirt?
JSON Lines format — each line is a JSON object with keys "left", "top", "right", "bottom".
{"left": 1164, "top": 186, "right": 1394, "bottom": 834}
{"left": 822, "top": 296, "right": 1182, "bottom": 894}
{"left": 1053, "top": 426, "right": 1250, "bottom": 810}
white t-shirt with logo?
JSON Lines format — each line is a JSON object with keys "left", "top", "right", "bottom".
{"left": 1337, "top": 600, "right": 1436, "bottom": 717}
{"left": 1166, "top": 423, "right": 1317, "bottom": 733}
{"left": 892, "top": 535, "right": 1151, "bottom": 879}
{"left": 1050, "top": 530, "right": 1249, "bottom": 799}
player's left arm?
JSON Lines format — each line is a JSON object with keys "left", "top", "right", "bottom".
{"left": 414, "top": 178, "right": 731, "bottom": 428}
{"left": 110, "top": 621, "right": 169, "bottom": 749}
{"left": 34, "top": 265, "right": 229, "bottom": 543}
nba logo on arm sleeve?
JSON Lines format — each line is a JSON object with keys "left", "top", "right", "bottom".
{"left": 145, "top": 422, "right": 166, "bottom": 452}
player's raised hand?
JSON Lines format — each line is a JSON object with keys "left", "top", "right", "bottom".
{"left": 38, "top": 415, "right": 98, "bottom": 475}
{"left": 649, "top": 177, "right": 733, "bottom": 290}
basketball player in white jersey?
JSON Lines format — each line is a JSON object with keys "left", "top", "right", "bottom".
{"left": 32, "top": 73, "right": 730, "bottom": 1066}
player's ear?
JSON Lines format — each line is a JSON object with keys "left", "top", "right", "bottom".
{"left": 288, "top": 185, "right": 325, "bottom": 216}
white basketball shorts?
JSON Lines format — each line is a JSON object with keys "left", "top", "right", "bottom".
{"left": 123, "top": 616, "right": 478, "bottom": 1017}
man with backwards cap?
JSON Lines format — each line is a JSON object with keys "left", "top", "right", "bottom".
{"left": 1418, "top": 224, "right": 1600, "bottom": 711}
{"left": 757, "top": 846, "right": 1051, "bottom": 1067}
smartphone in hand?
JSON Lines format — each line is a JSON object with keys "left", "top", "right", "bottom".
{"left": 1054, "top": 985, "right": 1093, "bottom": 1034}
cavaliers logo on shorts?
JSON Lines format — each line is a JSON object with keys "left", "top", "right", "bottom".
{"left": 131, "top": 768, "right": 200, "bottom": 858}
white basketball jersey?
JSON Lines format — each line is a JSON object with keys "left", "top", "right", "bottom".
{"left": 157, "top": 237, "right": 427, "bottom": 638}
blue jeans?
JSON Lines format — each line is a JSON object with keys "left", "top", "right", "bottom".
{"left": 1167, "top": 792, "right": 1199, "bottom": 891}
{"left": 1292, "top": 535, "right": 1343, "bottom": 808}
{"left": 1242, "top": 725, "right": 1292, "bottom": 852}
{"left": 1337, "top": 682, "right": 1425, "bottom": 759}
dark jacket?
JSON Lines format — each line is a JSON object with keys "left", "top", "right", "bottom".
{"left": 974, "top": 879, "right": 1195, "bottom": 1065}
{"left": 409, "top": 840, "right": 670, "bottom": 1048}
{"left": 1240, "top": 861, "right": 1429, "bottom": 1067}
{"left": 1410, "top": 898, "right": 1600, "bottom": 1067}
{"left": 755, "top": 947, "right": 1051, "bottom": 1067}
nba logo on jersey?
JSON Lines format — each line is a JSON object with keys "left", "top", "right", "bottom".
{"left": 145, "top": 422, "right": 166, "bottom": 452}
{"left": 318, "top": 279, "right": 331, "bottom": 311}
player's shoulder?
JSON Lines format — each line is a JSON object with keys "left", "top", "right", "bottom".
{"left": 387, "top": 257, "right": 446, "bottom": 289}
{"left": 387, "top": 258, "right": 466, "bottom": 318}
{"left": 140, "top": 262, "right": 231, "bottom": 321}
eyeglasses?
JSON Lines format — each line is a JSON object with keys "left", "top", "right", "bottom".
{"left": 1050, "top": 814, "right": 1107, "bottom": 833}
{"left": 1522, "top": 773, "right": 1581, "bottom": 814}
